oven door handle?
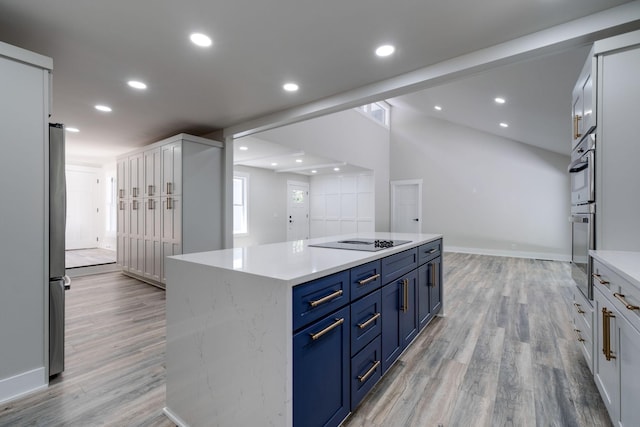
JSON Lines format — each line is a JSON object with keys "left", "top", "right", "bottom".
{"left": 568, "top": 158, "right": 588, "bottom": 173}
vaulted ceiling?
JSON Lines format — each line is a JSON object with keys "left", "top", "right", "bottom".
{"left": 0, "top": 0, "right": 638, "bottom": 163}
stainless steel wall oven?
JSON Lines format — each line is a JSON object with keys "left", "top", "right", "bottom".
{"left": 569, "top": 134, "right": 595, "bottom": 301}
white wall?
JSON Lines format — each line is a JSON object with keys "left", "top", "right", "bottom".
{"left": 65, "top": 162, "right": 116, "bottom": 251}
{"left": 310, "top": 173, "right": 375, "bottom": 237}
{"left": 253, "top": 109, "right": 391, "bottom": 231}
{"left": 390, "top": 110, "right": 571, "bottom": 261}
{"left": 233, "top": 165, "right": 310, "bottom": 247}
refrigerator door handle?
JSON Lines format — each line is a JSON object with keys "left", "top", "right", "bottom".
{"left": 63, "top": 275, "right": 71, "bottom": 290}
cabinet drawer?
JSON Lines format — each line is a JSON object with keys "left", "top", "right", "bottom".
{"left": 293, "top": 271, "right": 350, "bottom": 331}
{"left": 351, "top": 335, "right": 382, "bottom": 410}
{"left": 350, "top": 290, "right": 382, "bottom": 356}
{"left": 381, "top": 248, "right": 418, "bottom": 284}
{"left": 350, "top": 260, "right": 382, "bottom": 301}
{"left": 592, "top": 260, "right": 620, "bottom": 293}
{"left": 293, "top": 306, "right": 350, "bottom": 427}
{"left": 418, "top": 239, "right": 441, "bottom": 265}
{"left": 593, "top": 260, "right": 640, "bottom": 335}
{"left": 571, "top": 290, "right": 593, "bottom": 372}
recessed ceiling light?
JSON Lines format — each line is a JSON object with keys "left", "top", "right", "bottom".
{"left": 271, "top": 162, "right": 278, "bottom": 166}
{"left": 333, "top": 167, "right": 340, "bottom": 172}
{"left": 311, "top": 170, "right": 317, "bottom": 174}
{"left": 95, "top": 104, "right": 112, "bottom": 112}
{"left": 190, "top": 33, "right": 212, "bottom": 47}
{"left": 375, "top": 45, "right": 395, "bottom": 57}
{"left": 295, "top": 159, "right": 303, "bottom": 163}
{"left": 239, "top": 146, "right": 249, "bottom": 151}
{"left": 495, "top": 97, "right": 506, "bottom": 104}
{"left": 434, "top": 105, "right": 442, "bottom": 111}
{"left": 127, "top": 80, "right": 147, "bottom": 90}
{"left": 66, "top": 127, "right": 79, "bottom": 133}
{"left": 283, "top": 83, "right": 299, "bottom": 92}
{"left": 500, "top": 122, "right": 509, "bottom": 128}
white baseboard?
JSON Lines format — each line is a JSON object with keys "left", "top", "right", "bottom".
{"left": 444, "top": 245, "right": 571, "bottom": 262}
{"left": 163, "top": 406, "right": 190, "bottom": 427}
{"left": 0, "top": 367, "right": 47, "bottom": 405}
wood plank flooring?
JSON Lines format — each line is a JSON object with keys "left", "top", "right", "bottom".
{"left": 343, "top": 253, "right": 611, "bottom": 427}
{"left": 66, "top": 248, "right": 117, "bottom": 269}
{"left": 0, "top": 253, "right": 611, "bottom": 426}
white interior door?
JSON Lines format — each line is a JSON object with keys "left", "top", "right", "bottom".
{"left": 66, "top": 167, "right": 100, "bottom": 249}
{"left": 391, "top": 180, "right": 422, "bottom": 233}
{"left": 287, "top": 181, "right": 310, "bottom": 241}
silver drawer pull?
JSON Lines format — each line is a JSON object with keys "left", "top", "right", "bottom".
{"left": 309, "top": 289, "right": 343, "bottom": 307}
{"left": 358, "top": 274, "right": 380, "bottom": 286}
{"left": 358, "top": 360, "right": 381, "bottom": 383}
{"left": 573, "top": 303, "right": 585, "bottom": 314}
{"left": 428, "top": 248, "right": 437, "bottom": 254}
{"left": 614, "top": 293, "right": 640, "bottom": 311}
{"left": 357, "top": 312, "right": 381, "bottom": 329}
{"left": 574, "top": 328, "right": 585, "bottom": 343}
{"left": 148, "top": 185, "right": 154, "bottom": 196}
{"left": 310, "top": 318, "right": 344, "bottom": 341}
{"left": 592, "top": 273, "right": 610, "bottom": 285}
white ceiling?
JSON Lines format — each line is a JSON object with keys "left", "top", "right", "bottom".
{"left": 0, "top": 0, "right": 638, "bottom": 165}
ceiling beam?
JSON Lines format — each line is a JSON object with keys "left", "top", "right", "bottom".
{"left": 224, "top": 1, "right": 640, "bottom": 139}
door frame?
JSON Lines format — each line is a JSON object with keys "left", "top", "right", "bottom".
{"left": 390, "top": 179, "right": 423, "bottom": 233}
{"left": 286, "top": 180, "right": 310, "bottom": 241}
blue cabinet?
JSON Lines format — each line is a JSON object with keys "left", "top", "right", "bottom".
{"left": 350, "top": 336, "right": 382, "bottom": 409}
{"left": 418, "top": 257, "right": 442, "bottom": 330}
{"left": 293, "top": 306, "right": 350, "bottom": 427}
{"left": 293, "top": 270, "right": 350, "bottom": 331}
{"left": 350, "top": 260, "right": 382, "bottom": 301}
{"left": 381, "top": 269, "right": 418, "bottom": 373}
{"left": 350, "top": 289, "right": 382, "bottom": 356}
{"left": 293, "top": 238, "right": 442, "bottom": 425}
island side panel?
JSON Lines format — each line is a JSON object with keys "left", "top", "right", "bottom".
{"left": 164, "top": 257, "right": 293, "bottom": 427}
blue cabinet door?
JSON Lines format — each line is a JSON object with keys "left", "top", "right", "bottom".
{"left": 429, "top": 257, "right": 442, "bottom": 316}
{"left": 381, "top": 269, "right": 419, "bottom": 373}
{"left": 418, "top": 263, "right": 432, "bottom": 330}
{"left": 293, "top": 306, "right": 350, "bottom": 427}
{"left": 381, "top": 279, "right": 401, "bottom": 373}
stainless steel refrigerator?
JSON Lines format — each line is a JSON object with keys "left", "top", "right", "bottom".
{"left": 49, "top": 123, "right": 70, "bottom": 377}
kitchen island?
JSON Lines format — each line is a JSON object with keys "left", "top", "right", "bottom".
{"left": 163, "top": 232, "right": 443, "bottom": 427}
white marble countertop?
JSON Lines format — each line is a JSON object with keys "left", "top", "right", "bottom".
{"left": 590, "top": 250, "right": 640, "bottom": 290}
{"left": 169, "top": 232, "right": 442, "bottom": 286}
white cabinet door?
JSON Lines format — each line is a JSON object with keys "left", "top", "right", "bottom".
{"left": 162, "top": 143, "right": 182, "bottom": 196}
{"left": 594, "top": 287, "right": 619, "bottom": 422}
{"left": 128, "top": 153, "right": 143, "bottom": 199}
{"left": 161, "top": 197, "right": 181, "bottom": 243}
{"left": 619, "top": 308, "right": 640, "bottom": 427}
{"left": 144, "top": 149, "right": 161, "bottom": 198}
{"left": 117, "top": 159, "right": 128, "bottom": 199}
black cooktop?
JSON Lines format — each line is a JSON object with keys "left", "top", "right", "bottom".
{"left": 309, "top": 238, "right": 412, "bottom": 252}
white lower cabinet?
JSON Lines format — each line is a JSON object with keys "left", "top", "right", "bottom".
{"left": 117, "top": 134, "right": 223, "bottom": 288}
{"left": 571, "top": 288, "right": 594, "bottom": 373}
{"left": 592, "top": 257, "right": 640, "bottom": 427}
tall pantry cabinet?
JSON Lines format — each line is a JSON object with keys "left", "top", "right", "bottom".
{"left": 117, "top": 134, "right": 224, "bottom": 288}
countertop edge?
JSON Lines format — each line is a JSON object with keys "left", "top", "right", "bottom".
{"left": 590, "top": 249, "right": 640, "bottom": 290}
{"left": 168, "top": 233, "right": 443, "bottom": 287}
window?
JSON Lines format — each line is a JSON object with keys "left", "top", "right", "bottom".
{"left": 233, "top": 174, "right": 248, "bottom": 234}
{"left": 357, "top": 101, "right": 390, "bottom": 127}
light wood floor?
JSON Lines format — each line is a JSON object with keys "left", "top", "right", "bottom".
{"left": 0, "top": 253, "right": 611, "bottom": 426}
{"left": 65, "top": 248, "right": 117, "bottom": 269}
